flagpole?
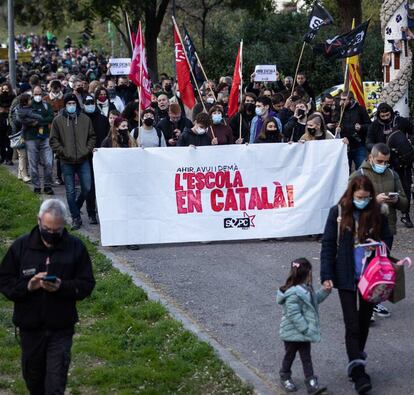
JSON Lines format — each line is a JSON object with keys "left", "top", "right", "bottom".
{"left": 194, "top": 51, "right": 217, "bottom": 102}
{"left": 291, "top": 42, "right": 306, "bottom": 96}
{"left": 172, "top": 16, "right": 207, "bottom": 113}
{"left": 239, "top": 40, "right": 243, "bottom": 141}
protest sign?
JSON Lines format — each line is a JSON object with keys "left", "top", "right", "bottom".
{"left": 93, "top": 141, "right": 348, "bottom": 246}
{"left": 109, "top": 58, "right": 132, "bottom": 75}
{"left": 254, "top": 65, "right": 277, "bottom": 82}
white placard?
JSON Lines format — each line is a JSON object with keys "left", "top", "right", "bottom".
{"left": 254, "top": 65, "right": 278, "bottom": 82}
{"left": 109, "top": 58, "right": 132, "bottom": 76}
{"left": 93, "top": 141, "right": 348, "bottom": 246}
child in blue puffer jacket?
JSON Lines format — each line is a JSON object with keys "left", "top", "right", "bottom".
{"left": 277, "top": 258, "right": 331, "bottom": 394}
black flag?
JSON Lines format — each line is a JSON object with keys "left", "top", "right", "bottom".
{"left": 183, "top": 26, "right": 205, "bottom": 83}
{"left": 304, "top": 2, "right": 334, "bottom": 43}
{"left": 313, "top": 20, "right": 370, "bottom": 60}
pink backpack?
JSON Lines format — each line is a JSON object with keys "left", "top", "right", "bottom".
{"left": 358, "top": 243, "right": 396, "bottom": 304}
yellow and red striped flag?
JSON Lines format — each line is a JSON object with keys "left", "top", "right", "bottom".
{"left": 346, "top": 19, "right": 365, "bottom": 107}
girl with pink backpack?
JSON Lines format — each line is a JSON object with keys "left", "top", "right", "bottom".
{"left": 320, "top": 175, "right": 393, "bottom": 394}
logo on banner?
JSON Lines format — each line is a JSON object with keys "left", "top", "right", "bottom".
{"left": 309, "top": 16, "right": 324, "bottom": 30}
{"left": 224, "top": 212, "right": 256, "bottom": 229}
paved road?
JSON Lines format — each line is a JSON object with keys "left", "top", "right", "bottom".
{"left": 8, "top": 164, "right": 414, "bottom": 395}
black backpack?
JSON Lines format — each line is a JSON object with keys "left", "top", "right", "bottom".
{"left": 387, "top": 129, "right": 414, "bottom": 169}
{"left": 133, "top": 127, "right": 162, "bottom": 147}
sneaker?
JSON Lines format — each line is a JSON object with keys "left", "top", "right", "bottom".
{"left": 43, "top": 187, "right": 54, "bottom": 195}
{"left": 23, "top": 176, "right": 31, "bottom": 183}
{"left": 305, "top": 376, "right": 327, "bottom": 395}
{"left": 401, "top": 215, "right": 414, "bottom": 228}
{"left": 33, "top": 188, "right": 41, "bottom": 194}
{"left": 373, "top": 303, "right": 390, "bottom": 318}
{"left": 55, "top": 178, "right": 64, "bottom": 185}
{"left": 89, "top": 214, "right": 98, "bottom": 225}
{"left": 71, "top": 217, "right": 82, "bottom": 230}
{"left": 280, "top": 377, "right": 298, "bottom": 392}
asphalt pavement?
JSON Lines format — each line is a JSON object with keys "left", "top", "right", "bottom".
{"left": 7, "top": 163, "right": 414, "bottom": 395}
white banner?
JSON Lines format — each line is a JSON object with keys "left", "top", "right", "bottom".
{"left": 109, "top": 58, "right": 132, "bottom": 76}
{"left": 254, "top": 65, "right": 278, "bottom": 81}
{"left": 93, "top": 141, "right": 348, "bottom": 246}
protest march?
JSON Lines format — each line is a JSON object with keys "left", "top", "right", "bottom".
{"left": 1, "top": 1, "right": 414, "bottom": 394}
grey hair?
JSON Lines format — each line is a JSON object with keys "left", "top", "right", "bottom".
{"left": 371, "top": 143, "right": 390, "bottom": 157}
{"left": 38, "top": 199, "right": 67, "bottom": 221}
{"left": 285, "top": 76, "right": 294, "bottom": 83}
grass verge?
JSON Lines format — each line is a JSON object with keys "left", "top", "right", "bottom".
{"left": 0, "top": 165, "right": 253, "bottom": 395}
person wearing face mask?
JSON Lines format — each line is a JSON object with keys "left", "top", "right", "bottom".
{"left": 335, "top": 92, "right": 371, "bottom": 171}
{"left": 319, "top": 94, "right": 338, "bottom": 135}
{"left": 72, "top": 79, "right": 85, "bottom": 108}
{"left": 208, "top": 105, "right": 234, "bottom": 145}
{"left": 161, "top": 77, "right": 174, "bottom": 99}
{"left": 49, "top": 94, "right": 96, "bottom": 230}
{"left": 283, "top": 100, "right": 309, "bottom": 142}
{"left": 131, "top": 109, "right": 166, "bottom": 148}
{"left": 192, "top": 89, "right": 216, "bottom": 121}
{"left": 105, "top": 80, "right": 124, "bottom": 113}
{"left": 44, "top": 80, "right": 65, "bottom": 115}
{"left": 249, "top": 96, "right": 282, "bottom": 144}
{"left": 366, "top": 103, "right": 414, "bottom": 228}
{"left": 320, "top": 175, "right": 392, "bottom": 394}
{"left": 300, "top": 113, "right": 334, "bottom": 141}
{"left": 349, "top": 143, "right": 408, "bottom": 321}
{"left": 156, "top": 103, "right": 192, "bottom": 147}
{"left": 116, "top": 76, "right": 136, "bottom": 105}
{"left": 18, "top": 86, "right": 54, "bottom": 194}
{"left": 0, "top": 82, "right": 15, "bottom": 165}
{"left": 94, "top": 87, "right": 116, "bottom": 118}
{"left": 101, "top": 117, "right": 136, "bottom": 148}
{"left": 178, "top": 112, "right": 212, "bottom": 147}
{"left": 229, "top": 92, "right": 257, "bottom": 144}
{"left": 255, "top": 118, "right": 283, "bottom": 143}
{"left": 0, "top": 199, "right": 95, "bottom": 395}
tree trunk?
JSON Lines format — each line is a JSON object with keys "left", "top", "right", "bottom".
{"left": 335, "top": 0, "right": 362, "bottom": 32}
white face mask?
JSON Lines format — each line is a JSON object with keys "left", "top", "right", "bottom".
{"left": 206, "top": 97, "right": 215, "bottom": 104}
{"left": 33, "top": 95, "right": 42, "bottom": 103}
{"left": 196, "top": 126, "right": 206, "bottom": 135}
{"left": 68, "top": 81, "right": 74, "bottom": 89}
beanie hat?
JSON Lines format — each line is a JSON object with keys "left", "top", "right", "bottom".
{"left": 63, "top": 93, "right": 79, "bottom": 107}
{"left": 84, "top": 95, "right": 95, "bottom": 105}
{"left": 19, "top": 82, "right": 31, "bottom": 93}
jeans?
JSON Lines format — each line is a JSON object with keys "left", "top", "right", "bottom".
{"left": 338, "top": 289, "right": 374, "bottom": 362}
{"left": 20, "top": 327, "right": 74, "bottom": 395}
{"left": 348, "top": 146, "right": 367, "bottom": 171}
{"left": 25, "top": 138, "right": 54, "bottom": 189}
{"left": 61, "top": 160, "right": 92, "bottom": 220}
{"left": 280, "top": 341, "right": 314, "bottom": 379}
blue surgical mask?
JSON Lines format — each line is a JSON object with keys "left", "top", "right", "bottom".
{"left": 371, "top": 162, "right": 387, "bottom": 174}
{"left": 66, "top": 104, "right": 77, "bottom": 114}
{"left": 84, "top": 104, "right": 96, "bottom": 114}
{"left": 212, "top": 114, "right": 222, "bottom": 124}
{"left": 255, "top": 107, "right": 263, "bottom": 117}
{"left": 353, "top": 198, "right": 370, "bottom": 210}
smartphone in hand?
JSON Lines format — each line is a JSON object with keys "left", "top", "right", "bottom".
{"left": 42, "top": 275, "right": 57, "bottom": 283}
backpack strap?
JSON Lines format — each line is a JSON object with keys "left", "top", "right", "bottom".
{"left": 337, "top": 204, "right": 342, "bottom": 247}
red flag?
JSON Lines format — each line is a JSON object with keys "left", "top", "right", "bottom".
{"left": 228, "top": 42, "right": 242, "bottom": 119}
{"left": 174, "top": 23, "right": 195, "bottom": 109}
{"left": 128, "top": 21, "right": 152, "bottom": 110}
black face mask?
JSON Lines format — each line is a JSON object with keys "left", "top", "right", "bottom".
{"left": 164, "top": 84, "right": 172, "bottom": 92}
{"left": 323, "top": 105, "right": 331, "bottom": 113}
{"left": 75, "top": 87, "right": 84, "bottom": 94}
{"left": 118, "top": 85, "right": 127, "bottom": 90}
{"left": 39, "top": 226, "right": 63, "bottom": 246}
{"left": 380, "top": 117, "right": 392, "bottom": 124}
{"left": 118, "top": 128, "right": 129, "bottom": 134}
{"left": 143, "top": 118, "right": 154, "bottom": 127}
{"left": 307, "top": 127, "right": 317, "bottom": 135}
{"left": 117, "top": 131, "right": 129, "bottom": 146}
{"left": 297, "top": 109, "right": 306, "bottom": 118}
{"left": 151, "top": 101, "right": 158, "bottom": 109}
{"left": 266, "top": 129, "right": 277, "bottom": 134}
{"left": 285, "top": 83, "right": 292, "bottom": 90}
{"left": 244, "top": 103, "right": 255, "bottom": 114}
{"left": 107, "top": 88, "right": 116, "bottom": 99}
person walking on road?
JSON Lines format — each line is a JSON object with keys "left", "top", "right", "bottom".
{"left": 277, "top": 258, "right": 330, "bottom": 394}
{"left": 320, "top": 175, "right": 393, "bottom": 394}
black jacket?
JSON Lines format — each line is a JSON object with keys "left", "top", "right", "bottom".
{"left": 320, "top": 205, "right": 393, "bottom": 291}
{"left": 229, "top": 112, "right": 253, "bottom": 143}
{"left": 156, "top": 116, "right": 193, "bottom": 146}
{"left": 283, "top": 117, "right": 306, "bottom": 142}
{"left": 339, "top": 102, "right": 371, "bottom": 150}
{"left": 0, "top": 226, "right": 95, "bottom": 330}
{"left": 177, "top": 128, "right": 211, "bottom": 146}
{"left": 85, "top": 109, "right": 110, "bottom": 148}
{"left": 366, "top": 115, "right": 414, "bottom": 152}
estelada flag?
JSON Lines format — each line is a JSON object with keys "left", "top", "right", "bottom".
{"left": 227, "top": 42, "right": 242, "bottom": 119}
{"left": 346, "top": 20, "right": 365, "bottom": 107}
{"left": 313, "top": 20, "right": 370, "bottom": 60}
{"left": 128, "top": 21, "right": 152, "bottom": 110}
{"left": 304, "top": 2, "right": 334, "bottom": 43}
{"left": 174, "top": 24, "right": 196, "bottom": 109}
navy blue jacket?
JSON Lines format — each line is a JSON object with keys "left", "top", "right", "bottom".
{"left": 320, "top": 205, "right": 393, "bottom": 291}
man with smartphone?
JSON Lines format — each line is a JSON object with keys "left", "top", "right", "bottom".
{"left": 0, "top": 199, "right": 95, "bottom": 395}
{"left": 349, "top": 143, "right": 408, "bottom": 319}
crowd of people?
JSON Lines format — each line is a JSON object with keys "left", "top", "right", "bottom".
{"left": 0, "top": 36, "right": 414, "bottom": 395}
